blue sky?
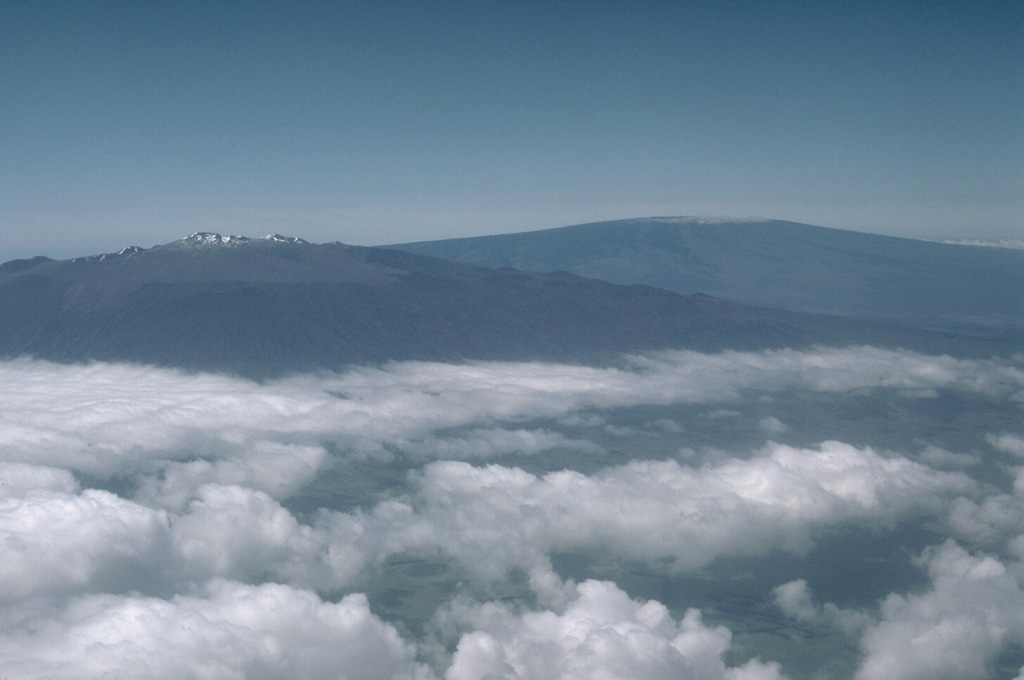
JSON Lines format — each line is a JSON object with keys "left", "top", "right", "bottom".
{"left": 2, "top": 0, "right": 1021, "bottom": 260}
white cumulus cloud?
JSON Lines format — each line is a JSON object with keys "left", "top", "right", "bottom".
{"left": 855, "top": 541, "right": 1024, "bottom": 680}
{"left": 438, "top": 579, "right": 785, "bottom": 680}
{"left": 387, "top": 441, "right": 975, "bottom": 579}
{"left": 0, "top": 580, "right": 433, "bottom": 680}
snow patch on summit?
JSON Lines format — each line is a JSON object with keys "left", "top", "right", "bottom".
{"left": 181, "top": 232, "right": 251, "bottom": 246}
{"left": 73, "top": 246, "right": 146, "bottom": 263}
{"left": 262, "top": 234, "right": 309, "bottom": 244}
{"left": 170, "top": 233, "right": 311, "bottom": 247}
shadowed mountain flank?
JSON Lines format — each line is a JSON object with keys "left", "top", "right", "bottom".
{"left": 0, "top": 232, "right": 985, "bottom": 378}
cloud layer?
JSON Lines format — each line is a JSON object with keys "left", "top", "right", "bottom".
{"left": 1, "top": 347, "right": 1022, "bottom": 678}
{"left": 3, "top": 346, "right": 1021, "bottom": 480}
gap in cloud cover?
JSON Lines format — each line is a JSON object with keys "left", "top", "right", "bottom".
{"left": 548, "top": 521, "right": 942, "bottom": 680}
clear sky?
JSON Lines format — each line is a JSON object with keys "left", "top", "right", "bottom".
{"left": 2, "top": 0, "right": 1021, "bottom": 260}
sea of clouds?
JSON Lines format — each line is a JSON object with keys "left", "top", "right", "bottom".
{"left": 2, "top": 346, "right": 1023, "bottom": 679}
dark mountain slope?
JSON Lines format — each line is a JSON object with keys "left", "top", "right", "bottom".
{"left": 0, "top": 233, "right": 978, "bottom": 379}
{"left": 386, "top": 218, "right": 1024, "bottom": 335}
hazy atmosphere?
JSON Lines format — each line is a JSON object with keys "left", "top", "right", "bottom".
{"left": 2, "top": 0, "right": 1022, "bottom": 260}
{"left": 2, "top": 2, "right": 1023, "bottom": 680}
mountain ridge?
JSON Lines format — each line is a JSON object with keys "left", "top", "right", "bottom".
{"left": 385, "top": 217, "right": 1024, "bottom": 335}
{"left": 0, "top": 229, "right": 994, "bottom": 379}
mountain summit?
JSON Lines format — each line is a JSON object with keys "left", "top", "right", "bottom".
{"left": 166, "top": 232, "right": 311, "bottom": 248}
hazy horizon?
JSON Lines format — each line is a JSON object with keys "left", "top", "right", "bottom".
{"left": 4, "top": 215, "right": 1024, "bottom": 264}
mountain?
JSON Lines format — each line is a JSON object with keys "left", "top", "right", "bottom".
{"left": 386, "top": 217, "right": 1024, "bottom": 335}
{"left": 0, "top": 232, "right": 984, "bottom": 379}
